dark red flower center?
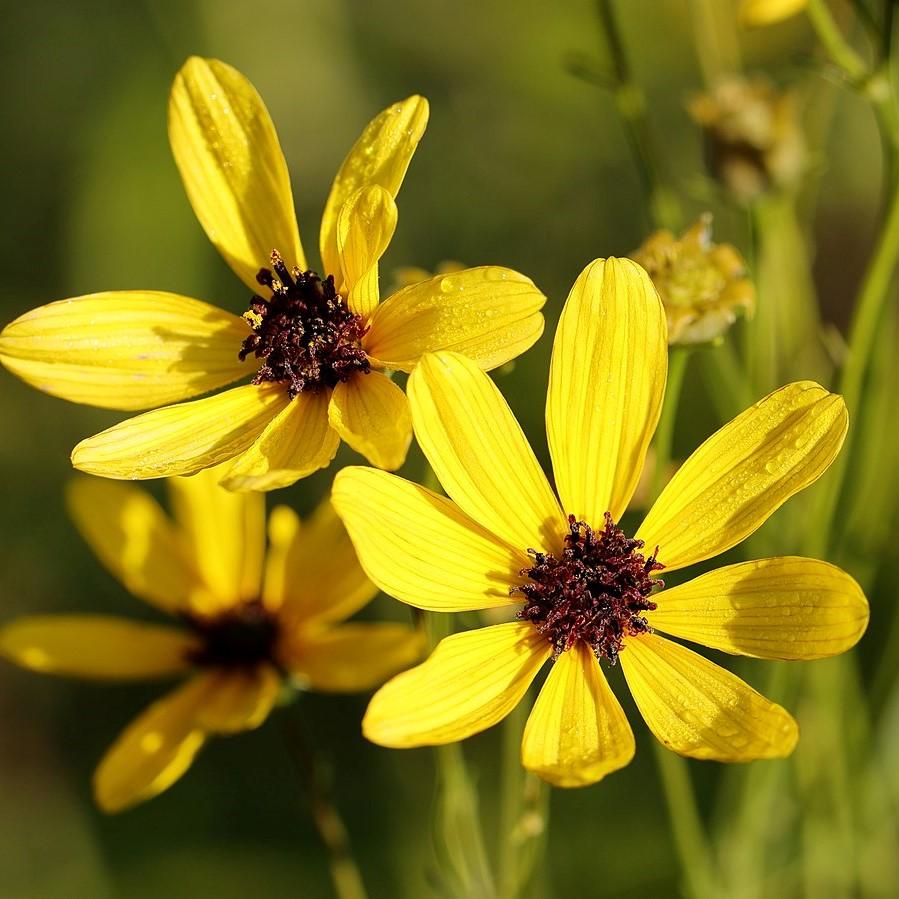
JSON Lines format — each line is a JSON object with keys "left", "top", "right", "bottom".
{"left": 239, "top": 250, "right": 371, "bottom": 397}
{"left": 513, "top": 514, "right": 663, "bottom": 663}
{"left": 186, "top": 600, "right": 280, "bottom": 668}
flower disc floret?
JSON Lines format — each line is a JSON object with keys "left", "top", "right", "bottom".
{"left": 514, "top": 514, "right": 663, "bottom": 663}
{"left": 239, "top": 250, "right": 371, "bottom": 396}
{"left": 186, "top": 599, "right": 280, "bottom": 668}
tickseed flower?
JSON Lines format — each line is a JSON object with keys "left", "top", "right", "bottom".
{"left": 631, "top": 214, "right": 755, "bottom": 346}
{"left": 689, "top": 76, "right": 806, "bottom": 203}
{"left": 0, "top": 469, "right": 423, "bottom": 811}
{"left": 740, "top": 0, "right": 807, "bottom": 26}
{"left": 0, "top": 58, "right": 545, "bottom": 491}
{"left": 332, "top": 257, "right": 868, "bottom": 787}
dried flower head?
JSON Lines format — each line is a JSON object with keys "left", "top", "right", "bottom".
{"left": 689, "top": 76, "right": 806, "bottom": 202}
{"left": 631, "top": 214, "right": 755, "bottom": 345}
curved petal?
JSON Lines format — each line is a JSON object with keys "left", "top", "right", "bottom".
{"left": 282, "top": 623, "right": 425, "bottom": 693}
{"left": 71, "top": 384, "right": 289, "bottom": 480}
{"left": 364, "top": 267, "right": 546, "bottom": 372}
{"left": 546, "top": 258, "right": 667, "bottom": 524}
{"left": 194, "top": 664, "right": 280, "bottom": 733}
{"left": 521, "top": 643, "right": 634, "bottom": 787}
{"left": 328, "top": 373, "right": 411, "bottom": 470}
{"left": 407, "top": 352, "right": 567, "bottom": 553}
{"left": 320, "top": 96, "right": 428, "bottom": 279}
{"left": 336, "top": 185, "right": 397, "bottom": 317}
{"left": 332, "top": 467, "right": 525, "bottom": 612}
{"left": 93, "top": 675, "right": 211, "bottom": 812}
{"left": 168, "top": 56, "right": 304, "bottom": 291}
{"left": 0, "top": 616, "right": 195, "bottom": 680}
{"left": 263, "top": 500, "right": 377, "bottom": 624}
{"left": 168, "top": 465, "right": 265, "bottom": 611}
{"left": 220, "top": 390, "right": 339, "bottom": 492}
{"left": 363, "top": 622, "right": 550, "bottom": 748}
{"left": 637, "top": 382, "right": 848, "bottom": 571}
{"left": 0, "top": 293, "right": 250, "bottom": 410}
{"left": 620, "top": 633, "right": 798, "bottom": 761}
{"left": 647, "top": 557, "right": 869, "bottom": 660}
{"left": 67, "top": 477, "right": 201, "bottom": 614}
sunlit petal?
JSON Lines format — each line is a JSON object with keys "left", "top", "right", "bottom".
{"left": 620, "top": 633, "right": 798, "bottom": 761}
{"left": 169, "top": 56, "right": 304, "bottom": 291}
{"left": 637, "top": 382, "right": 848, "bottom": 571}
{"left": 521, "top": 643, "right": 634, "bottom": 787}
{"left": 194, "top": 664, "right": 280, "bottom": 733}
{"left": 363, "top": 622, "right": 550, "bottom": 747}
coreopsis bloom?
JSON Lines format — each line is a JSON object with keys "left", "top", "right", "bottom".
{"left": 631, "top": 214, "right": 755, "bottom": 345}
{"left": 740, "top": 0, "right": 807, "bottom": 26}
{"left": 0, "top": 58, "right": 545, "bottom": 491}
{"left": 0, "top": 469, "right": 423, "bottom": 811}
{"left": 689, "top": 76, "right": 806, "bottom": 203}
{"left": 332, "top": 258, "right": 868, "bottom": 787}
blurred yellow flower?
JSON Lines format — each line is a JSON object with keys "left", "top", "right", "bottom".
{"left": 0, "top": 469, "right": 423, "bottom": 812}
{"left": 333, "top": 257, "right": 867, "bottom": 788}
{"left": 689, "top": 75, "right": 806, "bottom": 203}
{"left": 0, "top": 57, "right": 545, "bottom": 491}
{"left": 631, "top": 214, "right": 755, "bottom": 345}
{"left": 740, "top": 0, "right": 808, "bottom": 26}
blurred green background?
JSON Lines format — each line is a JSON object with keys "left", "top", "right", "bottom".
{"left": 0, "top": 1, "right": 894, "bottom": 896}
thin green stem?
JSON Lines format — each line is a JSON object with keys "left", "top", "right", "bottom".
{"left": 595, "top": 0, "right": 682, "bottom": 231}
{"left": 652, "top": 743, "right": 719, "bottom": 898}
{"left": 650, "top": 348, "right": 690, "bottom": 500}
{"left": 806, "top": 171, "right": 899, "bottom": 557}
{"left": 807, "top": 0, "right": 868, "bottom": 83}
{"left": 282, "top": 711, "right": 368, "bottom": 899}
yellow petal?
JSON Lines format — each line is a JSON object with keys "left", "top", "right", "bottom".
{"left": 282, "top": 623, "right": 425, "bottom": 693}
{"left": 67, "top": 477, "right": 201, "bottom": 614}
{"left": 637, "top": 382, "right": 848, "bottom": 571}
{"left": 740, "top": 0, "right": 807, "bottom": 27}
{"left": 546, "top": 258, "right": 667, "bottom": 523}
{"left": 336, "top": 185, "right": 397, "bottom": 317}
{"left": 93, "top": 676, "right": 211, "bottom": 812}
{"left": 407, "top": 352, "right": 567, "bottom": 552}
{"left": 521, "top": 642, "right": 634, "bottom": 787}
{"left": 194, "top": 664, "right": 280, "bottom": 733}
{"left": 363, "top": 622, "right": 550, "bottom": 748}
{"left": 320, "top": 96, "right": 428, "bottom": 279}
{"left": 647, "top": 557, "right": 869, "bottom": 660}
{"left": 220, "top": 390, "right": 340, "bottom": 492}
{"left": 328, "top": 373, "right": 412, "bottom": 470}
{"left": 168, "top": 57, "right": 304, "bottom": 291}
{"left": 363, "top": 267, "right": 546, "bottom": 372}
{"left": 0, "top": 616, "right": 195, "bottom": 680}
{"left": 263, "top": 500, "right": 377, "bottom": 625}
{"left": 620, "top": 633, "right": 798, "bottom": 761}
{"left": 332, "top": 467, "right": 525, "bottom": 612}
{"left": 71, "top": 384, "right": 289, "bottom": 480}
{"left": 168, "top": 465, "right": 265, "bottom": 611}
{"left": 0, "top": 292, "right": 250, "bottom": 410}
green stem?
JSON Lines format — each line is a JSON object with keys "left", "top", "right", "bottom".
{"left": 650, "top": 348, "right": 690, "bottom": 499}
{"left": 649, "top": 352, "right": 718, "bottom": 899}
{"left": 806, "top": 0, "right": 868, "bottom": 83}
{"left": 652, "top": 744, "right": 719, "bottom": 898}
{"left": 806, "top": 170, "right": 899, "bottom": 557}
{"left": 282, "top": 712, "right": 368, "bottom": 899}
{"left": 595, "top": 0, "right": 682, "bottom": 231}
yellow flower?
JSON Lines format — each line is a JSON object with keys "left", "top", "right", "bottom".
{"left": 0, "top": 469, "right": 423, "bottom": 812}
{"left": 631, "top": 214, "right": 755, "bottom": 345}
{"left": 332, "top": 257, "right": 868, "bottom": 788}
{"left": 740, "top": 0, "right": 808, "bottom": 27}
{"left": 0, "top": 58, "right": 545, "bottom": 491}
